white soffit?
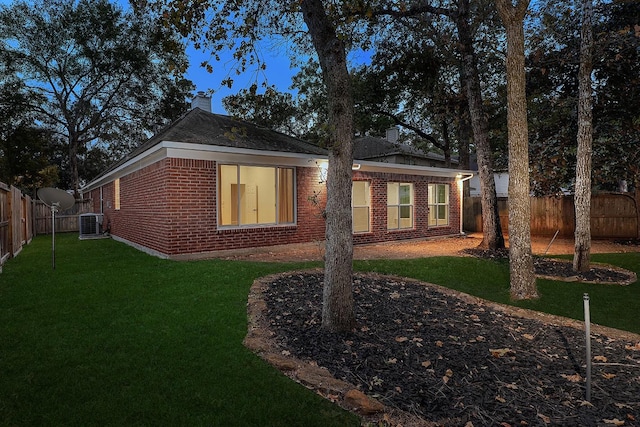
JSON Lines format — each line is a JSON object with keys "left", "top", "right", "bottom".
{"left": 355, "top": 159, "right": 473, "bottom": 178}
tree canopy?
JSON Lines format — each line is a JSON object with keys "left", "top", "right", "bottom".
{"left": 527, "top": 0, "right": 640, "bottom": 194}
{"left": 217, "top": 0, "right": 639, "bottom": 198}
{"left": 0, "top": 80, "right": 55, "bottom": 194}
{"left": 0, "top": 0, "right": 194, "bottom": 194}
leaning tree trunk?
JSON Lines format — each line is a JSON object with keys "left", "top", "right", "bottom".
{"left": 456, "top": 96, "right": 472, "bottom": 198}
{"left": 456, "top": 92, "right": 471, "bottom": 171}
{"left": 301, "top": 0, "right": 356, "bottom": 332}
{"left": 441, "top": 120, "right": 452, "bottom": 168}
{"left": 573, "top": 0, "right": 594, "bottom": 272}
{"left": 457, "top": 0, "right": 505, "bottom": 250}
{"left": 496, "top": 0, "right": 537, "bottom": 300}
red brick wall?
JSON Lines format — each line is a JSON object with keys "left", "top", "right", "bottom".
{"left": 90, "top": 159, "right": 178, "bottom": 255}
{"left": 90, "top": 159, "right": 327, "bottom": 256}
{"left": 88, "top": 160, "right": 460, "bottom": 257}
{"left": 352, "top": 170, "right": 460, "bottom": 246}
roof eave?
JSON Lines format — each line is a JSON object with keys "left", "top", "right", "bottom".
{"left": 82, "top": 140, "right": 472, "bottom": 193}
{"left": 81, "top": 140, "right": 327, "bottom": 193}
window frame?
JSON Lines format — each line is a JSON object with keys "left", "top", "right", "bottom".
{"left": 217, "top": 163, "right": 296, "bottom": 228}
{"left": 114, "top": 178, "right": 120, "bottom": 210}
{"left": 428, "top": 183, "right": 450, "bottom": 227}
{"left": 387, "top": 182, "right": 414, "bottom": 230}
{"left": 352, "top": 180, "right": 371, "bottom": 233}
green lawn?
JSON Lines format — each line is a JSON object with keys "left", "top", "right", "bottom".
{"left": 0, "top": 234, "right": 638, "bottom": 425}
{"left": 354, "top": 253, "right": 640, "bottom": 335}
{"left": 0, "top": 234, "right": 355, "bottom": 426}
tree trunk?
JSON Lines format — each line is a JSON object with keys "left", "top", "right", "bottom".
{"left": 573, "top": 0, "right": 594, "bottom": 272}
{"left": 456, "top": 74, "right": 471, "bottom": 171}
{"left": 441, "top": 119, "right": 452, "bottom": 168}
{"left": 69, "top": 133, "right": 80, "bottom": 198}
{"left": 495, "top": 0, "right": 537, "bottom": 300}
{"left": 636, "top": 186, "right": 640, "bottom": 240}
{"left": 456, "top": 97, "right": 472, "bottom": 199}
{"left": 456, "top": 0, "right": 505, "bottom": 249}
{"left": 301, "top": 0, "right": 356, "bottom": 332}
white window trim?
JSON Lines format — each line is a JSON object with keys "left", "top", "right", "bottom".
{"left": 114, "top": 178, "right": 121, "bottom": 210}
{"left": 428, "top": 183, "right": 450, "bottom": 227}
{"left": 387, "top": 182, "right": 414, "bottom": 230}
{"left": 352, "top": 181, "right": 371, "bottom": 233}
{"left": 217, "top": 163, "right": 296, "bottom": 229}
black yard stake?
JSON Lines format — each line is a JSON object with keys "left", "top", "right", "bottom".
{"left": 584, "top": 293, "right": 592, "bottom": 402}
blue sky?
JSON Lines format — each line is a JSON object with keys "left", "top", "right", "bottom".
{"left": 188, "top": 41, "right": 373, "bottom": 114}
{"left": 185, "top": 43, "right": 299, "bottom": 114}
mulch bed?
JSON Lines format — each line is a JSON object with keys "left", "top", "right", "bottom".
{"left": 261, "top": 271, "right": 640, "bottom": 426}
{"left": 614, "top": 239, "right": 640, "bottom": 247}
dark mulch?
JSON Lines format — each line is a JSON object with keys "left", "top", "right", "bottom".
{"left": 264, "top": 272, "right": 640, "bottom": 426}
{"left": 615, "top": 239, "right": 640, "bottom": 247}
{"left": 462, "top": 248, "right": 635, "bottom": 284}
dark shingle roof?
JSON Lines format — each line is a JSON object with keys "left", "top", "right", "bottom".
{"left": 137, "top": 108, "right": 327, "bottom": 156}
{"left": 90, "top": 108, "right": 327, "bottom": 181}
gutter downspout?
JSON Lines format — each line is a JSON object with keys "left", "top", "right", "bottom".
{"left": 457, "top": 173, "right": 474, "bottom": 235}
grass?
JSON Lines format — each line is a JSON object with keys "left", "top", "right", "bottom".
{"left": 355, "top": 253, "right": 640, "bottom": 335}
{"left": 1, "top": 234, "right": 638, "bottom": 425}
{"left": 0, "top": 234, "right": 354, "bottom": 426}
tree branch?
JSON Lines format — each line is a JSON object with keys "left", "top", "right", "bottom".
{"left": 373, "top": 109, "right": 443, "bottom": 150}
{"left": 371, "top": 4, "right": 454, "bottom": 20}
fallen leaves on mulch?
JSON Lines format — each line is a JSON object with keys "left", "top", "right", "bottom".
{"left": 263, "top": 272, "right": 640, "bottom": 426}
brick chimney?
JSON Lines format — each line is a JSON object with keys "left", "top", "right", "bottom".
{"left": 386, "top": 127, "right": 399, "bottom": 143}
{"left": 191, "top": 91, "right": 212, "bottom": 112}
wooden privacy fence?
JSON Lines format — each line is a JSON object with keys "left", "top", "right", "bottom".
{"left": 464, "top": 193, "right": 639, "bottom": 239}
{"left": 0, "top": 182, "right": 34, "bottom": 269}
{"left": 1, "top": 181, "right": 96, "bottom": 270}
{"left": 34, "top": 198, "right": 93, "bottom": 235}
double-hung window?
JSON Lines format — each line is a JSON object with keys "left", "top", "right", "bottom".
{"left": 387, "top": 183, "right": 414, "bottom": 230}
{"left": 428, "top": 183, "right": 449, "bottom": 226}
{"left": 352, "top": 181, "right": 370, "bottom": 233}
{"left": 218, "top": 164, "right": 294, "bottom": 226}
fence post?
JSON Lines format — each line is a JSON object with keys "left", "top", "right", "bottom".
{"left": 0, "top": 183, "right": 36, "bottom": 268}
{"left": 7, "top": 186, "right": 14, "bottom": 258}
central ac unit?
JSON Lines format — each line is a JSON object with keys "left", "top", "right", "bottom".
{"left": 79, "top": 213, "right": 104, "bottom": 239}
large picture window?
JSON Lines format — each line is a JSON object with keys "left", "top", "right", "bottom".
{"left": 387, "top": 182, "right": 414, "bottom": 230}
{"left": 218, "top": 164, "right": 294, "bottom": 226}
{"left": 428, "top": 183, "right": 449, "bottom": 226}
{"left": 352, "top": 181, "right": 370, "bottom": 233}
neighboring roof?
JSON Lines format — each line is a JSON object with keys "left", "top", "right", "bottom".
{"left": 354, "top": 136, "right": 457, "bottom": 164}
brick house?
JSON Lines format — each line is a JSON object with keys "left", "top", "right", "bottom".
{"left": 81, "top": 94, "right": 473, "bottom": 260}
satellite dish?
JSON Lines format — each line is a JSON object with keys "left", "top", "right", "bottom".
{"left": 37, "top": 187, "right": 76, "bottom": 269}
{"left": 38, "top": 187, "right": 75, "bottom": 211}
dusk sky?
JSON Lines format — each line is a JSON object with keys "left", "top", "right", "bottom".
{"left": 185, "top": 41, "right": 300, "bottom": 114}
{"left": 0, "top": 0, "right": 375, "bottom": 114}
